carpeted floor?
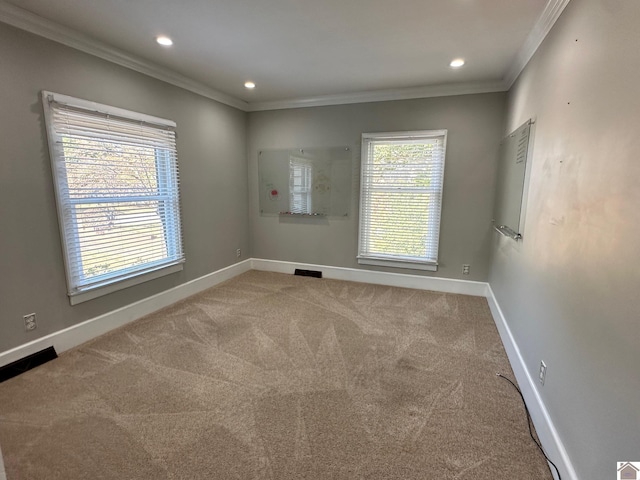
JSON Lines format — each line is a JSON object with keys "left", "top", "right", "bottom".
{"left": 0, "top": 271, "right": 553, "bottom": 479}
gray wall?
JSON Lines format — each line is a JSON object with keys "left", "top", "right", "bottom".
{"left": 489, "top": 1, "right": 640, "bottom": 479}
{"left": 248, "top": 93, "right": 506, "bottom": 281}
{"left": 0, "top": 24, "right": 249, "bottom": 353}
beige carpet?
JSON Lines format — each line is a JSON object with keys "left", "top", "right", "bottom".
{"left": 0, "top": 271, "right": 552, "bottom": 479}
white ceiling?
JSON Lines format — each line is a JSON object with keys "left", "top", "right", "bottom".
{"left": 1, "top": 0, "right": 563, "bottom": 110}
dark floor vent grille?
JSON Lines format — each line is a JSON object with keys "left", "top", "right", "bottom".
{"left": 0, "top": 346, "right": 58, "bottom": 383}
{"left": 294, "top": 269, "right": 322, "bottom": 278}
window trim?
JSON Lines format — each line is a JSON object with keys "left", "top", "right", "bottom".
{"left": 357, "top": 130, "right": 447, "bottom": 271}
{"left": 41, "top": 91, "right": 184, "bottom": 304}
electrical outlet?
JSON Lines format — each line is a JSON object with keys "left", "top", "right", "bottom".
{"left": 539, "top": 361, "right": 547, "bottom": 386}
{"left": 24, "top": 313, "right": 37, "bottom": 331}
{"left": 236, "top": 248, "right": 241, "bottom": 258}
{"left": 462, "top": 264, "right": 470, "bottom": 275}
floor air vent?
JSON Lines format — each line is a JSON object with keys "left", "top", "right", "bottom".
{"left": 294, "top": 269, "right": 323, "bottom": 278}
{"left": 0, "top": 346, "right": 58, "bottom": 383}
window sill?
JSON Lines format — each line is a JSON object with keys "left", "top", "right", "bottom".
{"left": 68, "top": 262, "right": 184, "bottom": 305}
{"left": 357, "top": 256, "right": 438, "bottom": 272}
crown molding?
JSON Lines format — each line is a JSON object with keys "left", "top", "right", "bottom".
{"left": 1, "top": 0, "right": 566, "bottom": 113}
{"left": 503, "top": 0, "right": 572, "bottom": 88}
{"left": 247, "top": 80, "right": 508, "bottom": 112}
{"left": 0, "top": 1, "right": 250, "bottom": 111}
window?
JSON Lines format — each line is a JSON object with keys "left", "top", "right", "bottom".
{"left": 289, "top": 156, "right": 313, "bottom": 214}
{"left": 42, "top": 91, "right": 184, "bottom": 304}
{"left": 358, "top": 130, "right": 447, "bottom": 271}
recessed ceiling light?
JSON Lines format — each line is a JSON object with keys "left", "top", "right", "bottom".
{"left": 450, "top": 58, "right": 465, "bottom": 68}
{"left": 156, "top": 36, "right": 173, "bottom": 47}
{"left": 244, "top": 81, "right": 256, "bottom": 89}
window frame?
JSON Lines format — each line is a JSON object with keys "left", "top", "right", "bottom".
{"left": 357, "top": 130, "right": 447, "bottom": 272}
{"left": 42, "top": 91, "right": 184, "bottom": 305}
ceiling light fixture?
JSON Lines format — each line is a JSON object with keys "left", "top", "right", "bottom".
{"left": 450, "top": 58, "right": 465, "bottom": 68}
{"left": 156, "top": 36, "right": 173, "bottom": 47}
{"left": 244, "top": 81, "right": 256, "bottom": 89}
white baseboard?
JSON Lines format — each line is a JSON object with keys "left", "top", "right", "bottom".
{"left": 485, "top": 284, "right": 579, "bottom": 480}
{"left": 250, "top": 258, "right": 488, "bottom": 296}
{"left": 0, "top": 259, "right": 252, "bottom": 368}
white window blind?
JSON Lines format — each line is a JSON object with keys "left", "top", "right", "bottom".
{"left": 358, "top": 130, "right": 447, "bottom": 271}
{"left": 42, "top": 91, "right": 184, "bottom": 303}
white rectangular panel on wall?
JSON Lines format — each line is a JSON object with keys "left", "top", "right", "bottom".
{"left": 492, "top": 119, "right": 533, "bottom": 240}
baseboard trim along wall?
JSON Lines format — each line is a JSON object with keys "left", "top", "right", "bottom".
{"left": 0, "top": 259, "right": 252, "bottom": 369}
{"left": 250, "top": 258, "right": 488, "bottom": 296}
{"left": 0, "top": 257, "right": 576, "bottom": 480}
{"left": 485, "top": 284, "right": 579, "bottom": 480}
